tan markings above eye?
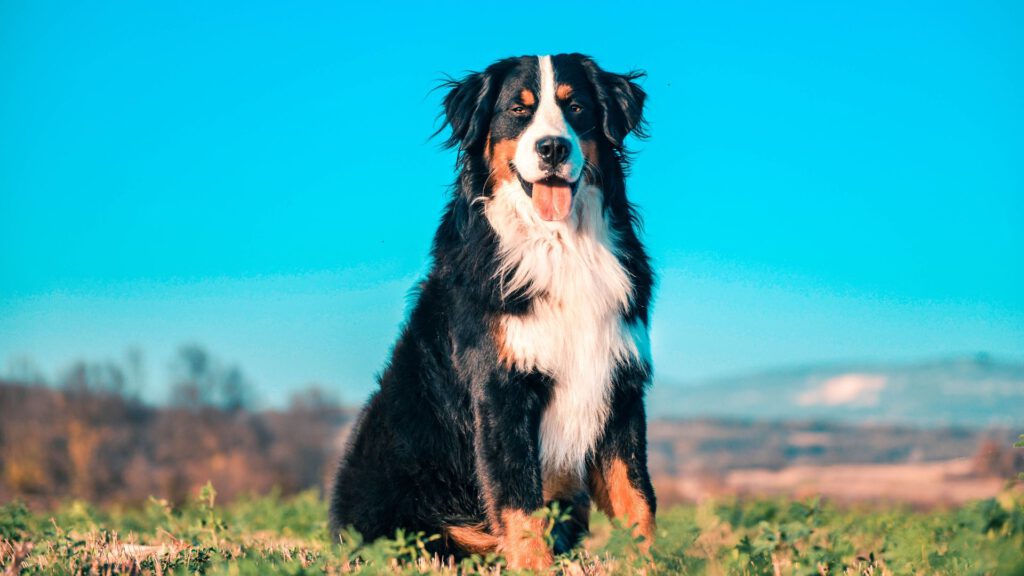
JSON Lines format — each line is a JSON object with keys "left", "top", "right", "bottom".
{"left": 555, "top": 84, "right": 573, "bottom": 100}
{"left": 520, "top": 89, "right": 536, "bottom": 107}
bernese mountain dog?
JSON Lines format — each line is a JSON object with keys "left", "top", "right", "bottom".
{"left": 329, "top": 53, "right": 654, "bottom": 570}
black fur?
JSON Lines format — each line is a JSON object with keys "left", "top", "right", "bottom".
{"left": 329, "top": 53, "right": 655, "bottom": 559}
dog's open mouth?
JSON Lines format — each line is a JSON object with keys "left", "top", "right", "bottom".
{"left": 512, "top": 164, "right": 579, "bottom": 222}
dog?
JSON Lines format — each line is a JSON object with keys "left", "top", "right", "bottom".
{"left": 329, "top": 53, "right": 655, "bottom": 570}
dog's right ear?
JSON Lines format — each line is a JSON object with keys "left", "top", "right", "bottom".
{"left": 436, "top": 59, "right": 515, "bottom": 153}
{"left": 580, "top": 56, "right": 648, "bottom": 150}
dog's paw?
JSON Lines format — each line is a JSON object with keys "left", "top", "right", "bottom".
{"left": 503, "top": 543, "right": 554, "bottom": 572}
{"left": 500, "top": 509, "right": 554, "bottom": 571}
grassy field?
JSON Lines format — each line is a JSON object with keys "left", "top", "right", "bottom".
{"left": 1, "top": 483, "right": 1022, "bottom": 575}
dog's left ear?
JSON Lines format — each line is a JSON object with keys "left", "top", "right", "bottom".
{"left": 437, "top": 59, "right": 516, "bottom": 153}
{"left": 583, "top": 57, "right": 648, "bottom": 149}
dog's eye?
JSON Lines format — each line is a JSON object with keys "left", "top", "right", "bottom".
{"left": 569, "top": 103, "right": 584, "bottom": 113}
{"left": 510, "top": 105, "right": 529, "bottom": 116}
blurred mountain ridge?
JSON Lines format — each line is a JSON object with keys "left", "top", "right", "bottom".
{"left": 651, "top": 354, "right": 1024, "bottom": 427}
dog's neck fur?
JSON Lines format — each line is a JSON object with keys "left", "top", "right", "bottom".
{"left": 483, "top": 178, "right": 650, "bottom": 481}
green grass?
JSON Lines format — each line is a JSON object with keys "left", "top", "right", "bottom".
{"left": 2, "top": 484, "right": 1023, "bottom": 575}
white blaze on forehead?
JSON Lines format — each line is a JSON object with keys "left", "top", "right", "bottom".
{"left": 535, "top": 55, "right": 566, "bottom": 136}
{"left": 512, "top": 55, "right": 585, "bottom": 184}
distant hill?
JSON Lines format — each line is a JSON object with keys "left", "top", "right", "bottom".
{"left": 650, "top": 355, "right": 1024, "bottom": 427}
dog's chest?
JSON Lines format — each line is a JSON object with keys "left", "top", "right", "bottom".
{"left": 495, "top": 214, "right": 649, "bottom": 480}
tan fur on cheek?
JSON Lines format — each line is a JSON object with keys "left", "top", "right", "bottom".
{"left": 580, "top": 140, "right": 600, "bottom": 184}
{"left": 499, "top": 509, "right": 554, "bottom": 570}
{"left": 590, "top": 458, "right": 655, "bottom": 552}
{"left": 489, "top": 137, "right": 519, "bottom": 185}
{"left": 581, "top": 139, "right": 599, "bottom": 164}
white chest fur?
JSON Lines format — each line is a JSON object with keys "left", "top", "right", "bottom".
{"left": 484, "top": 181, "right": 651, "bottom": 481}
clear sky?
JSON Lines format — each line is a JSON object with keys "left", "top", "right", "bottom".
{"left": 1, "top": 1, "right": 1021, "bottom": 406}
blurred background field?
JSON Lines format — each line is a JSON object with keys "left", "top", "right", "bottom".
{"left": 1, "top": 348, "right": 1021, "bottom": 572}
{"left": 1, "top": 346, "right": 1021, "bottom": 509}
{"left": 1, "top": 347, "right": 1021, "bottom": 510}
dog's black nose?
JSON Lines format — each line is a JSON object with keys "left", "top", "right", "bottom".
{"left": 535, "top": 137, "right": 571, "bottom": 168}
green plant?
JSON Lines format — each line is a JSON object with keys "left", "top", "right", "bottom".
{"left": 3, "top": 486, "right": 1023, "bottom": 575}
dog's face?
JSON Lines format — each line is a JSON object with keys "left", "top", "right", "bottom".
{"left": 440, "top": 54, "right": 646, "bottom": 222}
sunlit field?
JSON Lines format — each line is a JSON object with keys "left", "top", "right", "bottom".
{"left": 3, "top": 484, "right": 1023, "bottom": 575}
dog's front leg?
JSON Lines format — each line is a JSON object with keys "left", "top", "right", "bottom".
{"left": 472, "top": 368, "right": 554, "bottom": 570}
{"left": 589, "top": 367, "right": 657, "bottom": 556}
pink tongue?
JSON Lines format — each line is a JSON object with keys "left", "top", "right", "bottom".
{"left": 531, "top": 183, "right": 573, "bottom": 221}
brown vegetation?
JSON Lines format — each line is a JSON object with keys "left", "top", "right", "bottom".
{"left": 0, "top": 349, "right": 352, "bottom": 507}
{"left": 1, "top": 349, "right": 1020, "bottom": 510}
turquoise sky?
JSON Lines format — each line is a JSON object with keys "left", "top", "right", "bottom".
{"left": 1, "top": 1, "right": 1021, "bottom": 406}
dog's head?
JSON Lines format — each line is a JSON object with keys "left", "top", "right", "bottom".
{"left": 439, "top": 54, "right": 646, "bottom": 222}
